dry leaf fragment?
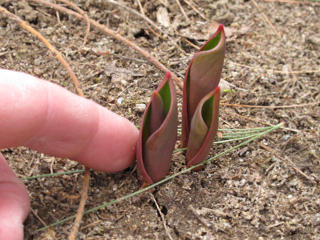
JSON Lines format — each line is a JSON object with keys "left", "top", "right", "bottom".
{"left": 156, "top": 7, "right": 170, "bottom": 27}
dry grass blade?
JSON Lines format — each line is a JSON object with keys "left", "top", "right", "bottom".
{"left": 69, "top": 168, "right": 90, "bottom": 240}
{"left": 182, "top": 37, "right": 200, "bottom": 49}
{"left": 136, "top": 0, "right": 145, "bottom": 16}
{"left": 251, "top": 0, "right": 281, "bottom": 38}
{"left": 259, "top": 143, "right": 318, "bottom": 184}
{"left": 183, "top": 0, "right": 207, "bottom": 20}
{"left": 149, "top": 194, "right": 174, "bottom": 240}
{"left": 229, "top": 112, "right": 300, "bottom": 133}
{"left": 56, "top": 0, "right": 90, "bottom": 47}
{"left": 175, "top": 0, "right": 189, "bottom": 20}
{"left": 188, "top": 205, "right": 212, "bottom": 228}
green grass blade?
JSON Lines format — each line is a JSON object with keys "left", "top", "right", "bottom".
{"left": 219, "top": 125, "right": 275, "bottom": 132}
{"left": 36, "top": 122, "right": 282, "bottom": 233}
{"left": 23, "top": 128, "right": 258, "bottom": 182}
{"left": 22, "top": 169, "right": 85, "bottom": 181}
{"left": 215, "top": 133, "right": 266, "bottom": 143}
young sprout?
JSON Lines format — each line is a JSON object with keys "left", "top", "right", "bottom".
{"left": 137, "top": 25, "right": 226, "bottom": 182}
{"left": 181, "top": 24, "right": 226, "bottom": 167}
{"left": 136, "top": 72, "right": 178, "bottom": 184}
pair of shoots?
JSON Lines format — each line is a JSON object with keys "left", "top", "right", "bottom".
{"left": 137, "top": 25, "right": 226, "bottom": 185}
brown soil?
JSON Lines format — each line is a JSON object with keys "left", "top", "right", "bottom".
{"left": 1, "top": 0, "right": 320, "bottom": 239}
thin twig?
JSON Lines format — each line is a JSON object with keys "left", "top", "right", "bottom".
{"left": 182, "top": 36, "right": 200, "bottom": 49}
{"left": 230, "top": 111, "right": 300, "bottom": 133}
{"left": 54, "top": 0, "right": 61, "bottom": 24}
{"left": 80, "top": 219, "right": 102, "bottom": 230}
{"left": 30, "top": 0, "right": 184, "bottom": 92}
{"left": 175, "top": 0, "right": 189, "bottom": 21}
{"left": 259, "top": 143, "right": 317, "bottom": 184}
{"left": 136, "top": 0, "right": 145, "bottom": 16}
{"left": 68, "top": 168, "right": 90, "bottom": 240}
{"left": 31, "top": 208, "right": 48, "bottom": 228}
{"left": 183, "top": 0, "right": 207, "bottom": 20}
{"left": 31, "top": 208, "right": 57, "bottom": 238}
{"left": 221, "top": 101, "right": 320, "bottom": 109}
{"left": 0, "top": 5, "right": 83, "bottom": 95}
{"left": 251, "top": 0, "right": 281, "bottom": 38}
{"left": 149, "top": 193, "right": 174, "bottom": 240}
{"left": 106, "top": 0, "right": 161, "bottom": 32}
{"left": 188, "top": 205, "right": 212, "bottom": 228}
{"left": 56, "top": 0, "right": 90, "bottom": 47}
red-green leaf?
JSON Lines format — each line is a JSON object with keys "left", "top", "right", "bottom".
{"left": 186, "top": 86, "right": 220, "bottom": 168}
{"left": 137, "top": 72, "right": 178, "bottom": 184}
{"left": 181, "top": 24, "right": 226, "bottom": 148}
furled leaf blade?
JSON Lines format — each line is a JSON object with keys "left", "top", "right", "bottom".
{"left": 181, "top": 24, "right": 225, "bottom": 147}
{"left": 186, "top": 87, "right": 220, "bottom": 168}
{"left": 137, "top": 72, "right": 177, "bottom": 184}
{"left": 186, "top": 110, "right": 208, "bottom": 163}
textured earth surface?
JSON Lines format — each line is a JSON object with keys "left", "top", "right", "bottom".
{"left": 1, "top": 0, "right": 319, "bottom": 239}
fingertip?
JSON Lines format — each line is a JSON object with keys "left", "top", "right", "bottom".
{"left": 0, "top": 208, "right": 25, "bottom": 240}
{"left": 75, "top": 106, "right": 139, "bottom": 172}
{"left": 108, "top": 116, "right": 139, "bottom": 172}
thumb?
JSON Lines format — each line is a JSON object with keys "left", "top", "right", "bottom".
{"left": 0, "top": 153, "right": 30, "bottom": 240}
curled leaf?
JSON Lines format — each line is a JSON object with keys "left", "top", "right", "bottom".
{"left": 186, "top": 87, "right": 220, "bottom": 168}
{"left": 181, "top": 24, "right": 226, "bottom": 148}
{"left": 137, "top": 72, "right": 177, "bottom": 184}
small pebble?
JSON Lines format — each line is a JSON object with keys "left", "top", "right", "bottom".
{"left": 117, "top": 97, "right": 124, "bottom": 106}
{"left": 135, "top": 103, "right": 146, "bottom": 113}
{"left": 239, "top": 178, "right": 246, "bottom": 187}
{"left": 282, "top": 134, "right": 291, "bottom": 141}
{"left": 120, "top": 79, "right": 128, "bottom": 86}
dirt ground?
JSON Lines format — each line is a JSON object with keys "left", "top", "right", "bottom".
{"left": 1, "top": 0, "right": 320, "bottom": 239}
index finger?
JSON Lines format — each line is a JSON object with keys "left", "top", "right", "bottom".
{"left": 0, "top": 69, "right": 138, "bottom": 172}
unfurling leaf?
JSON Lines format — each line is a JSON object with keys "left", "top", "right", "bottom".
{"left": 181, "top": 24, "right": 226, "bottom": 167}
{"left": 186, "top": 87, "right": 220, "bottom": 168}
{"left": 137, "top": 72, "right": 177, "bottom": 184}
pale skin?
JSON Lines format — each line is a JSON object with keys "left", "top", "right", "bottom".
{"left": 0, "top": 69, "right": 139, "bottom": 240}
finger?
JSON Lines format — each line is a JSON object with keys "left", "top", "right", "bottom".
{"left": 0, "top": 153, "right": 30, "bottom": 240}
{"left": 0, "top": 69, "right": 138, "bottom": 172}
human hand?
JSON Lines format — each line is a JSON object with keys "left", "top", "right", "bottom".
{"left": 0, "top": 69, "right": 139, "bottom": 239}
